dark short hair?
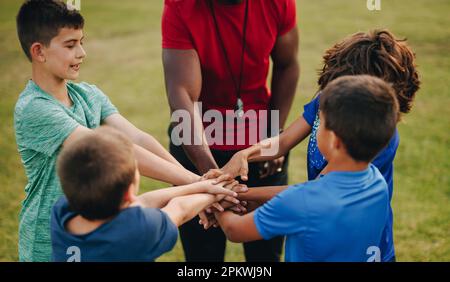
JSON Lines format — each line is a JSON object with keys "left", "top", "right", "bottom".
{"left": 57, "top": 127, "right": 136, "bottom": 220}
{"left": 318, "top": 29, "right": 420, "bottom": 114}
{"left": 319, "top": 75, "right": 399, "bottom": 162}
{"left": 16, "top": 0, "right": 84, "bottom": 61}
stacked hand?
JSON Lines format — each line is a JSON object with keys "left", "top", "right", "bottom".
{"left": 202, "top": 149, "right": 285, "bottom": 182}
{"left": 198, "top": 170, "right": 250, "bottom": 229}
{"left": 202, "top": 151, "right": 249, "bottom": 181}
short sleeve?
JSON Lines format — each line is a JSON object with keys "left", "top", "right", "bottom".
{"left": 89, "top": 85, "right": 119, "bottom": 121}
{"left": 162, "top": 0, "right": 194, "bottom": 49}
{"left": 15, "top": 99, "right": 79, "bottom": 156}
{"left": 302, "top": 96, "right": 320, "bottom": 126}
{"left": 279, "top": 0, "right": 297, "bottom": 36}
{"left": 254, "top": 184, "right": 308, "bottom": 240}
{"left": 142, "top": 208, "right": 178, "bottom": 259}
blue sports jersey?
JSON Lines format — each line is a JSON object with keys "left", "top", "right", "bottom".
{"left": 303, "top": 96, "right": 398, "bottom": 261}
{"left": 254, "top": 164, "right": 389, "bottom": 262}
{"left": 51, "top": 197, "right": 178, "bottom": 262}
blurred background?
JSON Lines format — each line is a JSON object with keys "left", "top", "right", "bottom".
{"left": 0, "top": 0, "right": 449, "bottom": 261}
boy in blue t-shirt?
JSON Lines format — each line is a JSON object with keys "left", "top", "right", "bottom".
{"left": 51, "top": 127, "right": 242, "bottom": 262}
{"left": 213, "top": 75, "right": 399, "bottom": 262}
{"left": 214, "top": 30, "right": 420, "bottom": 261}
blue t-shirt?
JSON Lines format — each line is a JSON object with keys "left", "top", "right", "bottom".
{"left": 254, "top": 164, "right": 389, "bottom": 262}
{"left": 302, "top": 96, "right": 399, "bottom": 261}
{"left": 51, "top": 197, "right": 178, "bottom": 262}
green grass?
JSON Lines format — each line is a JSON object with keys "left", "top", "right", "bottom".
{"left": 0, "top": 0, "right": 449, "bottom": 261}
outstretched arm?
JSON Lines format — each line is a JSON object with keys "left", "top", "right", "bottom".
{"left": 161, "top": 193, "right": 230, "bottom": 227}
{"left": 163, "top": 49, "right": 219, "bottom": 175}
{"left": 214, "top": 211, "right": 262, "bottom": 243}
{"left": 199, "top": 185, "right": 288, "bottom": 230}
{"left": 104, "top": 113, "right": 182, "bottom": 168}
{"left": 133, "top": 144, "right": 199, "bottom": 185}
{"left": 136, "top": 180, "right": 239, "bottom": 209}
{"left": 237, "top": 185, "right": 288, "bottom": 204}
{"left": 245, "top": 116, "right": 311, "bottom": 162}
{"left": 209, "top": 116, "right": 311, "bottom": 181}
{"left": 64, "top": 125, "right": 199, "bottom": 186}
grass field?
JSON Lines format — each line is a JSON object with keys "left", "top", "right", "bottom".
{"left": 0, "top": 0, "right": 449, "bottom": 262}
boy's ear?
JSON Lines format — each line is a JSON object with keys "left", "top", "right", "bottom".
{"left": 123, "top": 183, "right": 138, "bottom": 204}
{"left": 330, "top": 131, "right": 341, "bottom": 150}
{"left": 122, "top": 169, "right": 140, "bottom": 206}
{"left": 30, "top": 42, "right": 46, "bottom": 63}
{"left": 331, "top": 131, "right": 350, "bottom": 156}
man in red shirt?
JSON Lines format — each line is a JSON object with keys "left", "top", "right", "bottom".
{"left": 162, "top": 0, "right": 299, "bottom": 261}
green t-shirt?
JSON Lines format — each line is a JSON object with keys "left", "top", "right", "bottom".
{"left": 14, "top": 80, "right": 118, "bottom": 261}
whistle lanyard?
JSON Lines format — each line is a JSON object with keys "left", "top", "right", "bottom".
{"left": 208, "top": 0, "right": 249, "bottom": 117}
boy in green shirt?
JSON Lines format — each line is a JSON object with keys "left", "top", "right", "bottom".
{"left": 14, "top": 0, "right": 224, "bottom": 261}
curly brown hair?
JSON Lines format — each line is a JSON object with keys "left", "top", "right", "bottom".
{"left": 318, "top": 29, "right": 420, "bottom": 113}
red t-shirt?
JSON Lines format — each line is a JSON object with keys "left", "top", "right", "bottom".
{"left": 162, "top": 0, "right": 296, "bottom": 150}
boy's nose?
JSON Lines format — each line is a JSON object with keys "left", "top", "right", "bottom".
{"left": 77, "top": 45, "right": 86, "bottom": 59}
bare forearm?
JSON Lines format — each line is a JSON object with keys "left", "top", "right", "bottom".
{"left": 214, "top": 211, "right": 261, "bottom": 243}
{"left": 214, "top": 210, "right": 238, "bottom": 231}
{"left": 134, "top": 144, "right": 199, "bottom": 185}
{"left": 180, "top": 193, "right": 217, "bottom": 222}
{"left": 164, "top": 49, "right": 218, "bottom": 175}
{"left": 237, "top": 186, "right": 288, "bottom": 203}
{"left": 247, "top": 116, "right": 311, "bottom": 163}
{"left": 163, "top": 193, "right": 217, "bottom": 226}
{"left": 245, "top": 137, "right": 286, "bottom": 163}
{"left": 136, "top": 132, "right": 183, "bottom": 167}
{"left": 138, "top": 182, "right": 208, "bottom": 209}
{"left": 169, "top": 92, "right": 218, "bottom": 174}
{"left": 103, "top": 114, "right": 182, "bottom": 167}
